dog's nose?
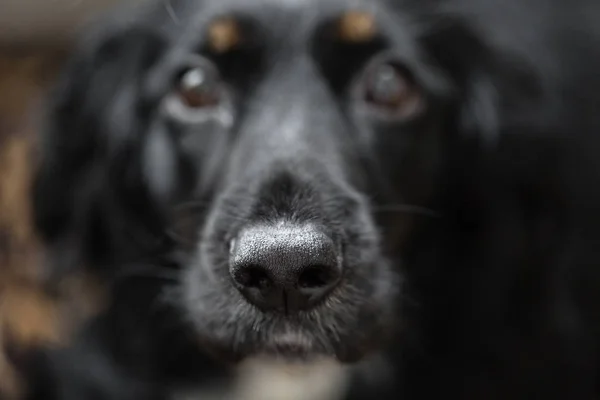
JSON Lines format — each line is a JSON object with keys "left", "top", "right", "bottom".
{"left": 229, "top": 223, "right": 342, "bottom": 313}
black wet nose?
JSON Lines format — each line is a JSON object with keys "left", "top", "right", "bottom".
{"left": 229, "top": 223, "right": 342, "bottom": 313}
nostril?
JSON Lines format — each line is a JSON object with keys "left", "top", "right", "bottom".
{"left": 298, "top": 265, "right": 339, "bottom": 289}
{"left": 233, "top": 265, "right": 272, "bottom": 291}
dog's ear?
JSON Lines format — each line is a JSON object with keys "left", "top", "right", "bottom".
{"left": 32, "top": 25, "right": 166, "bottom": 279}
{"left": 421, "top": 17, "right": 543, "bottom": 147}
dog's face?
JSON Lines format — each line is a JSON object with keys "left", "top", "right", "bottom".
{"left": 34, "top": 0, "right": 533, "bottom": 365}
{"left": 170, "top": 0, "right": 449, "bottom": 363}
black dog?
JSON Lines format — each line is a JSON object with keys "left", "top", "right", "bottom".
{"left": 24, "top": 0, "right": 600, "bottom": 399}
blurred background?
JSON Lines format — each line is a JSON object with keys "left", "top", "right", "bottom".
{"left": 0, "top": 1, "right": 140, "bottom": 397}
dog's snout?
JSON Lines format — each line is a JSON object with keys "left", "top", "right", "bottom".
{"left": 229, "top": 223, "right": 342, "bottom": 313}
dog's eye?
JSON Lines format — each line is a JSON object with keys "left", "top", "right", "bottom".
{"left": 363, "top": 61, "right": 423, "bottom": 118}
{"left": 176, "top": 64, "right": 221, "bottom": 109}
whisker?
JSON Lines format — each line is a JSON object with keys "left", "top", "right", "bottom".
{"left": 171, "top": 199, "right": 214, "bottom": 214}
{"left": 373, "top": 204, "right": 441, "bottom": 218}
{"left": 164, "top": 0, "right": 180, "bottom": 25}
{"left": 113, "top": 265, "right": 181, "bottom": 282}
{"left": 166, "top": 230, "right": 197, "bottom": 247}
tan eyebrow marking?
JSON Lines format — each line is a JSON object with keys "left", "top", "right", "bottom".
{"left": 337, "top": 10, "right": 378, "bottom": 43}
{"left": 207, "top": 17, "right": 241, "bottom": 53}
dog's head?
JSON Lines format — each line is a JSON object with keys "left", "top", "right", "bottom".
{"left": 32, "top": 0, "right": 539, "bottom": 364}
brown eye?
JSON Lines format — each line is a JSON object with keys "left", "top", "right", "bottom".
{"left": 363, "top": 61, "right": 423, "bottom": 118}
{"left": 177, "top": 63, "right": 221, "bottom": 109}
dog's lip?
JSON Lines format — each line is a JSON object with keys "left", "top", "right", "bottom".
{"left": 254, "top": 331, "right": 320, "bottom": 358}
{"left": 197, "top": 318, "right": 379, "bottom": 364}
{"left": 210, "top": 330, "right": 334, "bottom": 362}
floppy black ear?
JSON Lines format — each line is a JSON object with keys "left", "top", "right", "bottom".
{"left": 32, "top": 25, "right": 167, "bottom": 279}
{"left": 421, "top": 17, "right": 543, "bottom": 146}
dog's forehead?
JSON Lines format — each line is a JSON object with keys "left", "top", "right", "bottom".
{"left": 232, "top": 0, "right": 329, "bottom": 10}
{"left": 155, "top": 0, "right": 393, "bottom": 54}
{"left": 198, "top": 0, "right": 371, "bottom": 12}
{"left": 163, "top": 0, "right": 382, "bottom": 32}
{"left": 144, "top": 0, "right": 397, "bottom": 62}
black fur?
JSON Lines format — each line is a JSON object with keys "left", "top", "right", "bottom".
{"left": 25, "top": 0, "right": 600, "bottom": 398}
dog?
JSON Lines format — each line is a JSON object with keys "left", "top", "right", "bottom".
{"left": 21, "top": 0, "right": 600, "bottom": 399}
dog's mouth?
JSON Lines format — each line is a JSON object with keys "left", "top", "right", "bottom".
{"left": 190, "top": 300, "right": 396, "bottom": 365}
{"left": 249, "top": 331, "right": 323, "bottom": 361}
{"left": 194, "top": 318, "right": 338, "bottom": 363}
